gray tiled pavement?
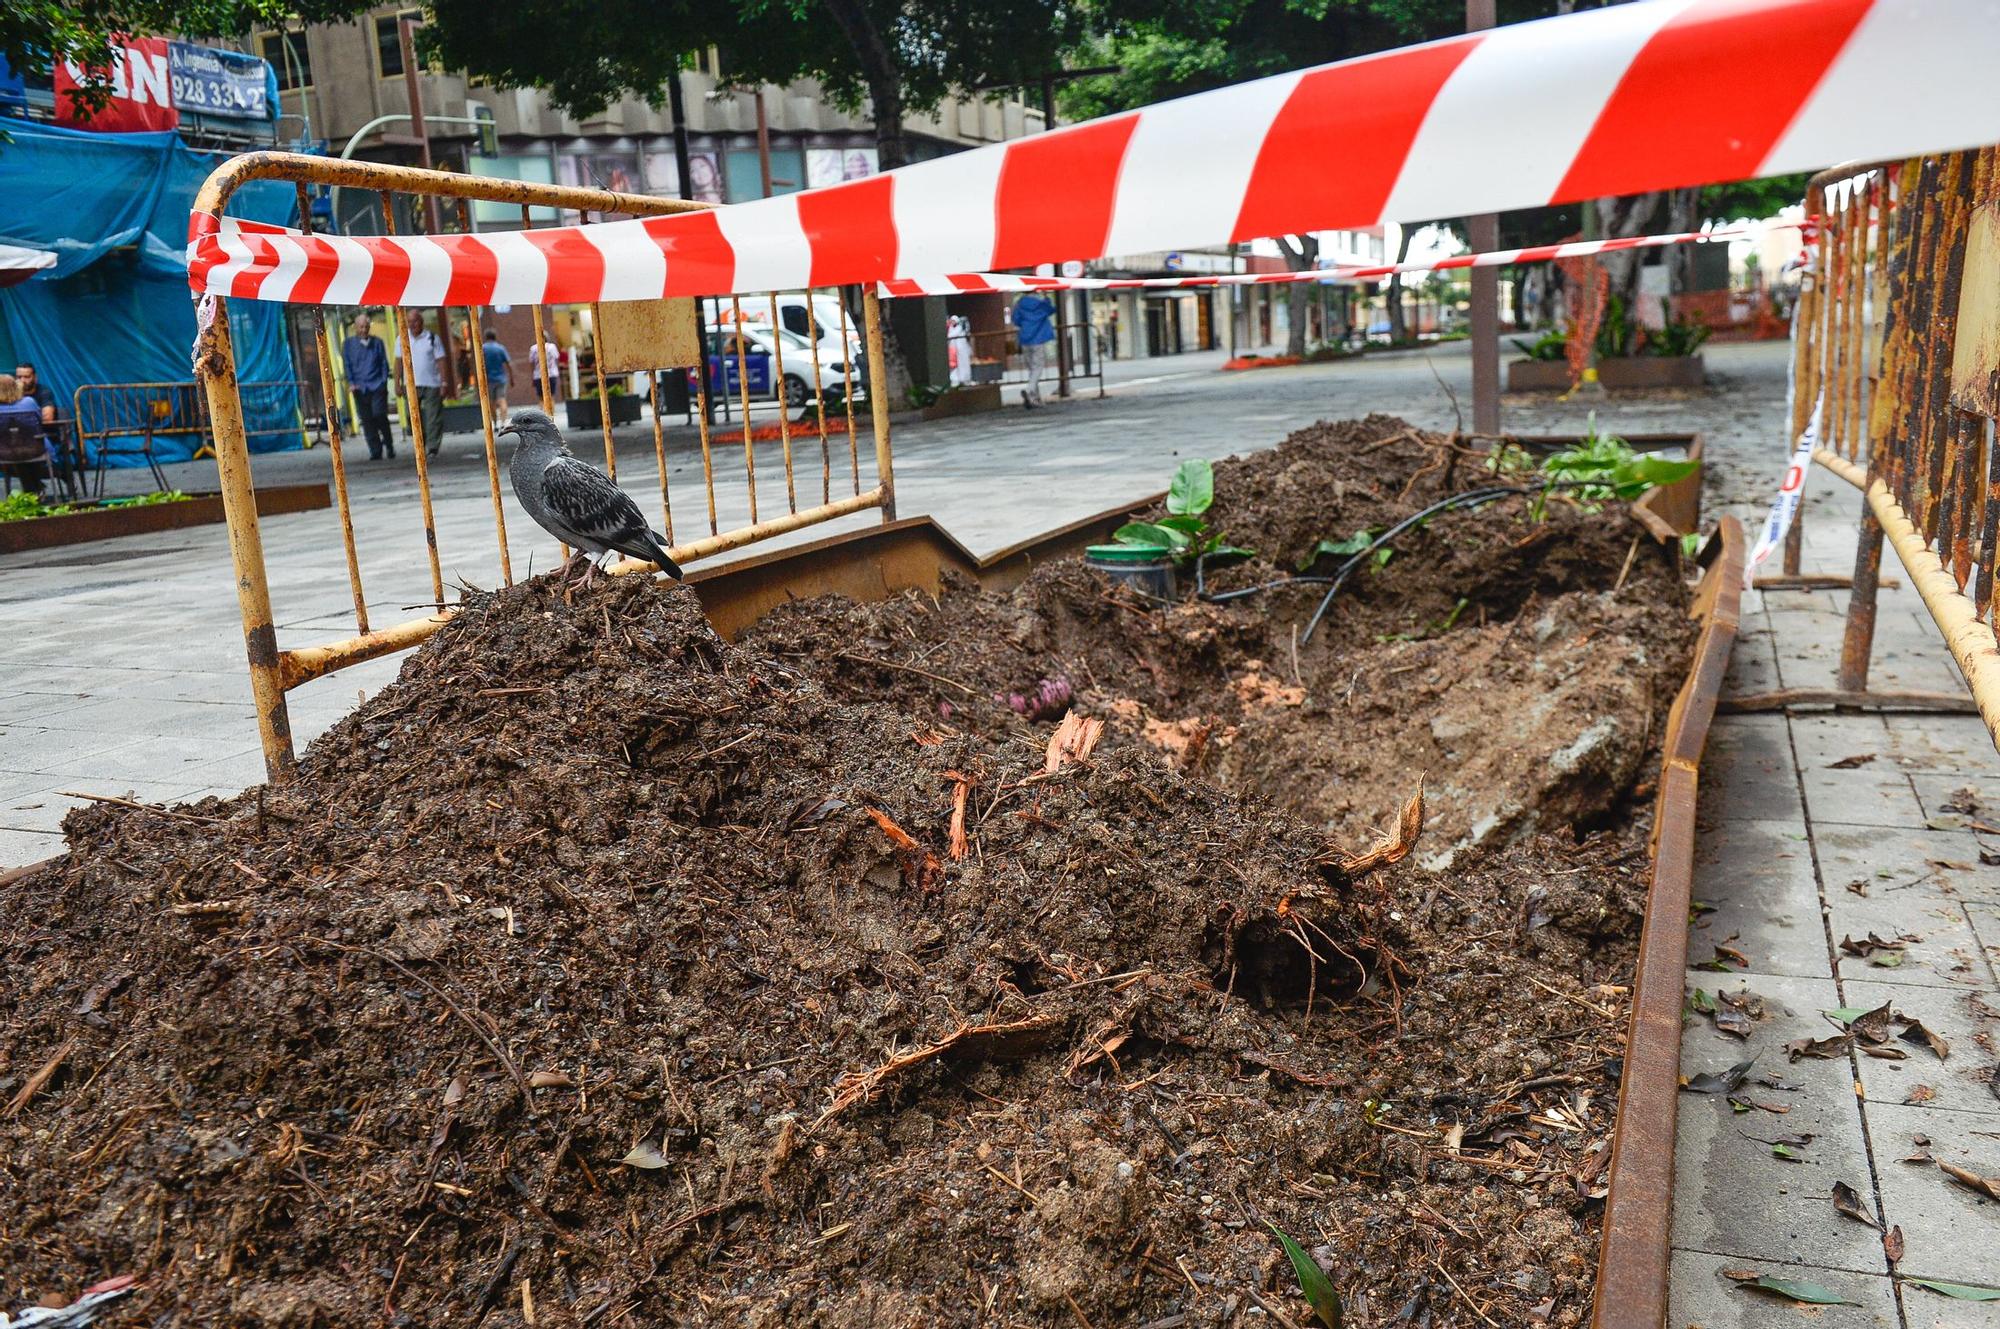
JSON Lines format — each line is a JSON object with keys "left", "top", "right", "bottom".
{"left": 1675, "top": 444, "right": 2000, "bottom": 1320}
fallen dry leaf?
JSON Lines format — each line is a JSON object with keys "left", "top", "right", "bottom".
{"left": 1339, "top": 775, "right": 1426, "bottom": 875}
{"left": 1831, "top": 1180, "right": 1878, "bottom": 1228}
{"left": 1786, "top": 1034, "right": 1852, "bottom": 1062}
{"left": 1938, "top": 1160, "right": 2000, "bottom": 1201}
{"left": 1898, "top": 1018, "right": 1949, "bottom": 1060}
{"left": 1906, "top": 1084, "right": 1937, "bottom": 1105}
{"left": 1827, "top": 753, "right": 1878, "bottom": 769}
{"left": 1884, "top": 1225, "right": 1904, "bottom": 1263}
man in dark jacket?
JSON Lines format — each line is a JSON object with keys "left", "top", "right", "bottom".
{"left": 341, "top": 312, "right": 394, "bottom": 459}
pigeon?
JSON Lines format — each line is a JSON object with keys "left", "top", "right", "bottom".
{"left": 498, "top": 408, "right": 683, "bottom": 583}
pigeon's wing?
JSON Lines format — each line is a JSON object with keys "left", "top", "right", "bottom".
{"left": 538, "top": 454, "right": 659, "bottom": 558}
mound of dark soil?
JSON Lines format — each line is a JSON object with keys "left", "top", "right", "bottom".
{"left": 1, "top": 416, "right": 1693, "bottom": 1328}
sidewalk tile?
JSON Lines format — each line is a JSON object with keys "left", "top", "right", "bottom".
{"left": 1841, "top": 980, "right": 2000, "bottom": 1117}
{"left": 1813, "top": 825, "right": 1998, "bottom": 906}
{"left": 1824, "top": 893, "right": 1992, "bottom": 991}
{"left": 1889, "top": 717, "right": 2000, "bottom": 776}
{"left": 1967, "top": 907, "right": 2000, "bottom": 987}
{"left": 1702, "top": 717, "right": 1805, "bottom": 824}
{"left": 0, "top": 826, "right": 63, "bottom": 871}
{"left": 1689, "top": 819, "right": 1827, "bottom": 980}
{"left": 1667, "top": 1250, "right": 1897, "bottom": 1327}
{"left": 1802, "top": 767, "right": 1931, "bottom": 830}
{"left": 1902, "top": 1279, "right": 2000, "bottom": 1327}
{"left": 1675, "top": 972, "right": 1886, "bottom": 1274}
{"left": 1789, "top": 713, "right": 1895, "bottom": 768}
{"left": 1863, "top": 1102, "right": 2000, "bottom": 1288}
{"left": 1907, "top": 773, "right": 1999, "bottom": 823}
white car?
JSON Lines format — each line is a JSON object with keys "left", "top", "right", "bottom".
{"left": 706, "top": 320, "right": 861, "bottom": 408}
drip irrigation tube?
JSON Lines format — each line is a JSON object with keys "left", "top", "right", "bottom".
{"left": 1193, "top": 479, "right": 1637, "bottom": 644}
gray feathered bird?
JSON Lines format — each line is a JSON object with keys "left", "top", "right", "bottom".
{"left": 498, "top": 408, "right": 683, "bottom": 584}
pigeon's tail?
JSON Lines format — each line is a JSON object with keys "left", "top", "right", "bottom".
{"left": 632, "top": 529, "right": 684, "bottom": 580}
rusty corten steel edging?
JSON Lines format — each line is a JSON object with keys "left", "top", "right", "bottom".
{"left": 1592, "top": 516, "right": 1744, "bottom": 1329}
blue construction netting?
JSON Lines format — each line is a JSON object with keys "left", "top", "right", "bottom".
{"left": 0, "top": 116, "right": 300, "bottom": 466}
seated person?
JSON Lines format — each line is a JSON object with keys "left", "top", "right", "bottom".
{"left": 0, "top": 373, "right": 54, "bottom": 495}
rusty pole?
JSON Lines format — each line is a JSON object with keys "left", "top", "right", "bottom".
{"left": 1465, "top": 0, "right": 1500, "bottom": 436}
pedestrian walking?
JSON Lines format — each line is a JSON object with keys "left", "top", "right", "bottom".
{"left": 408, "top": 313, "right": 448, "bottom": 457}
{"left": 340, "top": 313, "right": 394, "bottom": 460}
{"left": 480, "top": 329, "right": 512, "bottom": 417}
{"left": 1010, "top": 292, "right": 1057, "bottom": 409}
{"left": 528, "top": 336, "right": 562, "bottom": 409}
{"left": 946, "top": 314, "right": 973, "bottom": 388}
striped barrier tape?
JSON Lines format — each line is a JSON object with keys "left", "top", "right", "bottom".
{"left": 874, "top": 224, "right": 1777, "bottom": 296}
{"left": 187, "top": 0, "right": 2000, "bottom": 307}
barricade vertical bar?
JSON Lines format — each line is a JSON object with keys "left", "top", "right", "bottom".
{"left": 769, "top": 294, "right": 797, "bottom": 512}
{"left": 381, "top": 195, "right": 446, "bottom": 606}
{"left": 1839, "top": 503, "right": 1885, "bottom": 691}
{"left": 691, "top": 311, "right": 719, "bottom": 536}
{"left": 730, "top": 296, "right": 758, "bottom": 523}
{"left": 649, "top": 377, "right": 674, "bottom": 546}
{"left": 457, "top": 204, "right": 514, "bottom": 587}
{"left": 839, "top": 292, "right": 860, "bottom": 495}
{"left": 863, "top": 288, "right": 895, "bottom": 522}
{"left": 589, "top": 302, "right": 617, "bottom": 479}
{"left": 524, "top": 207, "right": 555, "bottom": 416}
{"left": 804, "top": 290, "right": 831, "bottom": 506}
{"left": 296, "top": 184, "right": 369, "bottom": 635}
{"left": 198, "top": 299, "right": 296, "bottom": 781}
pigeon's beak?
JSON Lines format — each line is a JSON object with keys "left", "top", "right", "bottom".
{"left": 495, "top": 422, "right": 519, "bottom": 438}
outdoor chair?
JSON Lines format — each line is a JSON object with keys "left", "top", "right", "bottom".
{"left": 0, "top": 420, "right": 57, "bottom": 497}
{"left": 92, "top": 419, "right": 171, "bottom": 498}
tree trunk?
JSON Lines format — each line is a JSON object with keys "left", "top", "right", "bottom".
{"left": 1385, "top": 225, "right": 1416, "bottom": 342}
{"left": 1664, "top": 185, "right": 1699, "bottom": 308}
{"left": 1593, "top": 192, "right": 1663, "bottom": 309}
{"left": 1275, "top": 234, "right": 1319, "bottom": 357}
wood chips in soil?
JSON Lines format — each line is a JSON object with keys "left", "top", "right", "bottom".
{"left": 2, "top": 416, "right": 1695, "bottom": 1327}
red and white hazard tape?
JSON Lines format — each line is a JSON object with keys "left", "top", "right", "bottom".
{"left": 188, "top": 0, "right": 2000, "bottom": 307}
{"left": 874, "top": 224, "right": 1773, "bottom": 297}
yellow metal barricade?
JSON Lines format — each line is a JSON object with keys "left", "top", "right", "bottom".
{"left": 1762, "top": 147, "right": 2000, "bottom": 749}
{"left": 191, "top": 154, "right": 897, "bottom": 780}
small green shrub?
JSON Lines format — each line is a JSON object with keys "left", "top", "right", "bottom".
{"left": 1511, "top": 328, "right": 1569, "bottom": 362}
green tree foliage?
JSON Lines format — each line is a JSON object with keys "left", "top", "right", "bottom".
{"left": 412, "top": 0, "right": 1097, "bottom": 169}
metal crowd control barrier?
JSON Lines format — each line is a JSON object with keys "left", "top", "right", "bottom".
{"left": 957, "top": 321, "right": 1105, "bottom": 400}
{"left": 190, "top": 154, "right": 897, "bottom": 781}
{"left": 71, "top": 379, "right": 318, "bottom": 493}
{"left": 1739, "top": 146, "right": 2000, "bottom": 747}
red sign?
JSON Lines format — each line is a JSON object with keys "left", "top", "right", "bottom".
{"left": 56, "top": 37, "right": 180, "bottom": 133}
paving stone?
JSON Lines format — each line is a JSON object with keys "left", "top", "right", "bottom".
{"left": 1789, "top": 712, "right": 1896, "bottom": 768}
{"left": 1675, "top": 971, "right": 1886, "bottom": 1274}
{"left": 1888, "top": 716, "right": 2000, "bottom": 777}
{"left": 1801, "top": 766, "right": 1932, "bottom": 830}
{"left": 1689, "top": 818, "right": 1828, "bottom": 980}
{"left": 1841, "top": 979, "right": 2000, "bottom": 1117}
{"left": 1907, "top": 772, "right": 2000, "bottom": 824}
{"left": 1666, "top": 1249, "right": 1898, "bottom": 1327}
{"left": 1968, "top": 907, "right": 2000, "bottom": 988}
{"left": 1812, "top": 822, "right": 1999, "bottom": 906}
{"left": 1863, "top": 1101, "right": 2000, "bottom": 1288}
{"left": 1824, "top": 892, "right": 1992, "bottom": 991}
{"left": 1901, "top": 1278, "right": 2000, "bottom": 1327}
{"left": 0, "top": 826, "right": 63, "bottom": 871}
{"left": 1701, "top": 716, "right": 1806, "bottom": 824}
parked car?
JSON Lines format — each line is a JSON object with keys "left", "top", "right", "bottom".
{"left": 703, "top": 320, "right": 860, "bottom": 407}
{"left": 771, "top": 293, "right": 864, "bottom": 362}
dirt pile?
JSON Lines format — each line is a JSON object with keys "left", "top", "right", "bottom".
{"left": 1, "top": 415, "right": 1694, "bottom": 1328}
{"left": 749, "top": 414, "right": 1695, "bottom": 862}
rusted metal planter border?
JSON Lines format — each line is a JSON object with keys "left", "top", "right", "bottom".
{"left": 1591, "top": 515, "right": 1745, "bottom": 1329}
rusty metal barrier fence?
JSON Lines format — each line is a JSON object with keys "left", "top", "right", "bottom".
{"left": 1743, "top": 147, "right": 2000, "bottom": 747}
{"left": 191, "top": 154, "right": 897, "bottom": 781}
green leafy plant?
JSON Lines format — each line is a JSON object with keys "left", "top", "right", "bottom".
{"left": 1646, "top": 300, "right": 1713, "bottom": 357}
{"left": 1532, "top": 417, "right": 1698, "bottom": 518}
{"left": 1267, "top": 1222, "right": 1343, "bottom": 1328}
{"left": 1110, "top": 458, "right": 1253, "bottom": 568}
{"left": 1299, "top": 528, "right": 1395, "bottom": 574}
{"left": 1511, "top": 328, "right": 1569, "bottom": 362}
{"left": 1594, "top": 294, "right": 1642, "bottom": 359}
{"left": 905, "top": 382, "right": 951, "bottom": 410}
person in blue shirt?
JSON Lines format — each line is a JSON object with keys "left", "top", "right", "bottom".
{"left": 480, "top": 329, "right": 512, "bottom": 417}
{"left": 0, "top": 372, "right": 52, "bottom": 496}
{"left": 1010, "top": 291, "right": 1058, "bottom": 409}
{"left": 340, "top": 312, "right": 394, "bottom": 460}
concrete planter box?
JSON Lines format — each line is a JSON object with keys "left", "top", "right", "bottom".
{"left": 440, "top": 403, "right": 487, "bottom": 434}
{"left": 1599, "top": 354, "right": 1706, "bottom": 389}
{"left": 564, "top": 394, "right": 644, "bottom": 431}
{"left": 919, "top": 384, "right": 1002, "bottom": 420}
{"left": 0, "top": 483, "right": 330, "bottom": 555}
{"left": 1507, "top": 359, "right": 1573, "bottom": 392}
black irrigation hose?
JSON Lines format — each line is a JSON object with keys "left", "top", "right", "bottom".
{"left": 1190, "top": 479, "right": 1616, "bottom": 645}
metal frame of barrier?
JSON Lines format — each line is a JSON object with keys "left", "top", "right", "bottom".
{"left": 71, "top": 379, "right": 319, "bottom": 492}
{"left": 1735, "top": 149, "right": 2000, "bottom": 747}
{"left": 956, "top": 321, "right": 1105, "bottom": 400}
{"left": 190, "top": 153, "right": 898, "bottom": 781}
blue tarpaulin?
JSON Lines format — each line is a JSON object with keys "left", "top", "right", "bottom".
{"left": 0, "top": 116, "right": 299, "bottom": 466}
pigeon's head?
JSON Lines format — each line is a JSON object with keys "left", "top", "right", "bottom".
{"left": 497, "top": 407, "right": 560, "bottom": 446}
